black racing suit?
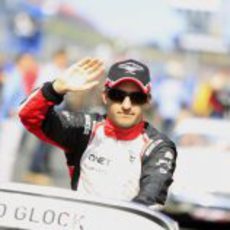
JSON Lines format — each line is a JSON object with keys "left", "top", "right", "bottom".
{"left": 19, "top": 82, "right": 177, "bottom": 206}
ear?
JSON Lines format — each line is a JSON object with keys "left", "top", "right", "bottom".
{"left": 143, "top": 95, "right": 152, "bottom": 110}
{"left": 101, "top": 91, "right": 108, "bottom": 105}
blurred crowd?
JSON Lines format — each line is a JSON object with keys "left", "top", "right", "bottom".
{"left": 0, "top": 46, "right": 229, "bottom": 186}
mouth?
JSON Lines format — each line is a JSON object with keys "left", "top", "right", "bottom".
{"left": 117, "top": 113, "right": 134, "bottom": 118}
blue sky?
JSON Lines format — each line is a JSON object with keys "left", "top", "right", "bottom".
{"left": 65, "top": 0, "right": 185, "bottom": 46}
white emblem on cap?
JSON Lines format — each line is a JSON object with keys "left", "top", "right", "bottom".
{"left": 118, "top": 62, "right": 144, "bottom": 75}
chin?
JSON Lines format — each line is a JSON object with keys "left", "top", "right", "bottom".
{"left": 115, "top": 119, "right": 136, "bottom": 128}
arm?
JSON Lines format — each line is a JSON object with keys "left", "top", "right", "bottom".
{"left": 19, "top": 82, "right": 88, "bottom": 150}
{"left": 133, "top": 141, "right": 177, "bottom": 206}
{"left": 19, "top": 57, "right": 105, "bottom": 150}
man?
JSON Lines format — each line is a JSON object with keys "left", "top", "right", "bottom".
{"left": 19, "top": 57, "right": 177, "bottom": 207}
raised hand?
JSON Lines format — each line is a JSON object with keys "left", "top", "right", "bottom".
{"left": 53, "top": 57, "right": 105, "bottom": 94}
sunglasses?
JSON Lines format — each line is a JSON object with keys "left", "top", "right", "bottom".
{"left": 106, "top": 87, "right": 149, "bottom": 105}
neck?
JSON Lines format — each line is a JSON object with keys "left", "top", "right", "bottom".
{"left": 104, "top": 117, "right": 144, "bottom": 140}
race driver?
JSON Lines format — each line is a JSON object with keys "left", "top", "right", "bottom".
{"left": 19, "top": 57, "right": 177, "bottom": 207}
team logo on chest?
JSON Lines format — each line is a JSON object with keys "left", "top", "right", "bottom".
{"left": 87, "top": 153, "right": 111, "bottom": 166}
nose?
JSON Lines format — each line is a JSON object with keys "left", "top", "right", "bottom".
{"left": 121, "top": 96, "right": 132, "bottom": 110}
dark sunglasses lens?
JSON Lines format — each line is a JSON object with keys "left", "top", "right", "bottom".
{"left": 107, "top": 89, "right": 125, "bottom": 102}
{"left": 130, "top": 92, "right": 148, "bottom": 105}
{"left": 107, "top": 88, "right": 148, "bottom": 104}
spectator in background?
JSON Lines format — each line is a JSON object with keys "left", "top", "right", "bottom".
{"left": 10, "top": 3, "right": 43, "bottom": 55}
{"left": 192, "top": 71, "right": 228, "bottom": 119}
{"left": 0, "top": 55, "right": 7, "bottom": 105}
{"left": 153, "top": 61, "right": 189, "bottom": 136}
{"left": 192, "top": 80, "right": 212, "bottom": 117}
{"left": 23, "top": 48, "right": 69, "bottom": 185}
{"left": 209, "top": 72, "right": 227, "bottom": 118}
{"left": 0, "top": 52, "right": 38, "bottom": 121}
{"left": 35, "top": 48, "right": 68, "bottom": 87}
{"left": 0, "top": 52, "right": 38, "bottom": 182}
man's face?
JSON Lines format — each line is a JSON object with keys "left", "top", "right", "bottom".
{"left": 103, "top": 81, "right": 149, "bottom": 128}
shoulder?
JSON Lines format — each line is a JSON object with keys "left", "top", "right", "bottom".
{"left": 143, "top": 122, "right": 177, "bottom": 158}
{"left": 144, "top": 122, "right": 174, "bottom": 145}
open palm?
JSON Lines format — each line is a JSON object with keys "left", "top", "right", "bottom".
{"left": 53, "top": 57, "right": 105, "bottom": 94}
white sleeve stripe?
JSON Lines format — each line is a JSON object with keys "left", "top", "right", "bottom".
{"left": 144, "top": 139, "right": 163, "bottom": 157}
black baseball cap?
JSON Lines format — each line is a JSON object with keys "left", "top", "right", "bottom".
{"left": 105, "top": 59, "right": 151, "bottom": 94}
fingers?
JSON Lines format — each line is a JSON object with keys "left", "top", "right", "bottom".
{"left": 71, "top": 57, "right": 104, "bottom": 75}
{"left": 79, "top": 58, "right": 103, "bottom": 71}
{"left": 77, "top": 57, "right": 92, "bottom": 67}
{"left": 81, "top": 58, "right": 104, "bottom": 82}
{"left": 87, "top": 61, "right": 104, "bottom": 73}
{"left": 64, "top": 57, "right": 105, "bottom": 92}
{"left": 77, "top": 57, "right": 101, "bottom": 68}
{"left": 85, "top": 59, "right": 104, "bottom": 77}
{"left": 65, "top": 57, "right": 103, "bottom": 77}
{"left": 66, "top": 57, "right": 94, "bottom": 75}
{"left": 86, "top": 66, "right": 105, "bottom": 82}
{"left": 82, "top": 59, "right": 99, "bottom": 70}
